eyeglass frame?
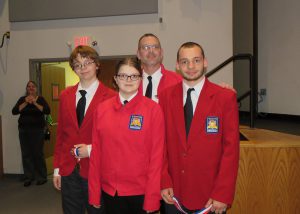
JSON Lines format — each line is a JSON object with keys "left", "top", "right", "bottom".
{"left": 115, "top": 74, "right": 142, "bottom": 81}
{"left": 139, "top": 44, "right": 161, "bottom": 51}
{"left": 73, "top": 60, "right": 95, "bottom": 71}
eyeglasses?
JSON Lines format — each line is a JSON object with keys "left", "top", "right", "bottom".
{"left": 116, "top": 74, "right": 141, "bottom": 81}
{"left": 179, "top": 58, "right": 203, "bottom": 67}
{"left": 73, "top": 61, "right": 95, "bottom": 71}
{"left": 140, "top": 44, "right": 160, "bottom": 51}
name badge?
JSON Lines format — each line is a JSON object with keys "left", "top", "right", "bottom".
{"left": 129, "top": 115, "right": 143, "bottom": 130}
{"left": 206, "top": 117, "right": 219, "bottom": 133}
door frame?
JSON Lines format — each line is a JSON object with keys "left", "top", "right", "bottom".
{"left": 29, "top": 58, "right": 69, "bottom": 95}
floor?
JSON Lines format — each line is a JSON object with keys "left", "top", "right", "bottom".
{"left": 0, "top": 175, "right": 62, "bottom": 214}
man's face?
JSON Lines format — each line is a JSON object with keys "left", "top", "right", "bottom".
{"left": 176, "top": 46, "right": 207, "bottom": 85}
{"left": 137, "top": 36, "right": 163, "bottom": 68}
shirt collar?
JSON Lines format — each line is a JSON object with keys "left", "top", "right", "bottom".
{"left": 143, "top": 66, "right": 162, "bottom": 81}
{"left": 183, "top": 77, "right": 205, "bottom": 97}
{"left": 77, "top": 80, "right": 99, "bottom": 96}
{"left": 119, "top": 91, "right": 138, "bottom": 104}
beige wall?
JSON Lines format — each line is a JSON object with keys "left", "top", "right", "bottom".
{"left": 0, "top": 0, "right": 233, "bottom": 173}
{"left": 258, "top": 0, "right": 300, "bottom": 115}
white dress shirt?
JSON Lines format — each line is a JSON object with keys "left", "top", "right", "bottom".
{"left": 183, "top": 78, "right": 205, "bottom": 114}
{"left": 76, "top": 80, "right": 99, "bottom": 114}
{"left": 143, "top": 67, "right": 162, "bottom": 103}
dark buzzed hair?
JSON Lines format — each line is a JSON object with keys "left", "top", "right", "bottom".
{"left": 177, "top": 42, "right": 205, "bottom": 61}
{"left": 138, "top": 33, "right": 161, "bottom": 49}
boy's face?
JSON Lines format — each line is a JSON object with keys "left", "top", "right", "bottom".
{"left": 73, "top": 54, "right": 98, "bottom": 82}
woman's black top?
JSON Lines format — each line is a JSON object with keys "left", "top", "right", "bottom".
{"left": 12, "top": 96, "right": 50, "bottom": 129}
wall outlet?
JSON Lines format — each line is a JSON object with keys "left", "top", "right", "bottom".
{"left": 260, "top": 88, "right": 267, "bottom": 96}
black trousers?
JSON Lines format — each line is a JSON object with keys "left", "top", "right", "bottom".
{"left": 102, "top": 191, "right": 148, "bottom": 214}
{"left": 61, "top": 167, "right": 105, "bottom": 214}
{"left": 164, "top": 201, "right": 226, "bottom": 214}
{"left": 18, "top": 128, "right": 47, "bottom": 182}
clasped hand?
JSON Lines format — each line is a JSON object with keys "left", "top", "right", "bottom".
{"left": 25, "top": 95, "right": 37, "bottom": 104}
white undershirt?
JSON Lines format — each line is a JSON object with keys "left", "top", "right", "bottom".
{"left": 143, "top": 67, "right": 162, "bottom": 103}
{"left": 183, "top": 78, "right": 205, "bottom": 114}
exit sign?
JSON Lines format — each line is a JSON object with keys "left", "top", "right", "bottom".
{"left": 74, "top": 36, "right": 91, "bottom": 47}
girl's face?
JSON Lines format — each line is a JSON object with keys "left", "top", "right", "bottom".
{"left": 114, "top": 64, "right": 142, "bottom": 98}
{"left": 26, "top": 82, "right": 37, "bottom": 95}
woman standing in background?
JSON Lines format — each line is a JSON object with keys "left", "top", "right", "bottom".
{"left": 12, "top": 80, "right": 50, "bottom": 187}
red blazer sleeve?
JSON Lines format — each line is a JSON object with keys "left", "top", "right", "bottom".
{"left": 210, "top": 91, "right": 240, "bottom": 205}
{"left": 53, "top": 91, "right": 66, "bottom": 169}
{"left": 88, "top": 108, "right": 103, "bottom": 206}
{"left": 143, "top": 105, "right": 165, "bottom": 211}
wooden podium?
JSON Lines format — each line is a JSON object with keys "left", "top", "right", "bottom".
{"left": 228, "top": 126, "right": 300, "bottom": 214}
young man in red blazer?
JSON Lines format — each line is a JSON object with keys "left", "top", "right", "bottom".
{"left": 53, "top": 45, "right": 116, "bottom": 214}
{"left": 160, "top": 42, "right": 240, "bottom": 214}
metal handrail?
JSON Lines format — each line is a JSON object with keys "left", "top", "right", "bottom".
{"left": 205, "top": 53, "right": 255, "bottom": 128}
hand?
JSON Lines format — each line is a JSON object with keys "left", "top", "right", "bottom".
{"left": 161, "top": 188, "right": 174, "bottom": 204}
{"left": 53, "top": 175, "right": 61, "bottom": 190}
{"left": 205, "top": 198, "right": 227, "bottom": 214}
{"left": 219, "top": 82, "right": 237, "bottom": 93}
{"left": 25, "top": 96, "right": 34, "bottom": 104}
{"left": 32, "top": 96, "right": 38, "bottom": 105}
{"left": 93, "top": 205, "right": 101, "bottom": 209}
{"left": 146, "top": 210, "right": 157, "bottom": 213}
{"left": 73, "top": 144, "right": 89, "bottom": 158}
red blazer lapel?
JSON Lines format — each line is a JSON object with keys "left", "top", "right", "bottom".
{"left": 172, "top": 84, "right": 187, "bottom": 150}
{"left": 81, "top": 83, "right": 112, "bottom": 128}
{"left": 66, "top": 85, "right": 78, "bottom": 128}
{"left": 187, "top": 79, "right": 215, "bottom": 147}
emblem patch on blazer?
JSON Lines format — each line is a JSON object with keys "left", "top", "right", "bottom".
{"left": 129, "top": 115, "right": 143, "bottom": 130}
{"left": 206, "top": 117, "right": 219, "bottom": 133}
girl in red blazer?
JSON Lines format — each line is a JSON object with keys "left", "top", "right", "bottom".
{"left": 89, "top": 57, "right": 165, "bottom": 214}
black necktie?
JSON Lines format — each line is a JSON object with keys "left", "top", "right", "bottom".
{"left": 184, "top": 88, "right": 194, "bottom": 136}
{"left": 123, "top": 100, "right": 128, "bottom": 105}
{"left": 76, "top": 90, "right": 87, "bottom": 127}
{"left": 145, "top": 76, "right": 152, "bottom": 99}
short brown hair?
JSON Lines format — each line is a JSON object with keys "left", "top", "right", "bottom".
{"left": 69, "top": 45, "right": 101, "bottom": 73}
{"left": 138, "top": 33, "right": 161, "bottom": 49}
{"left": 177, "top": 42, "right": 205, "bottom": 61}
{"left": 115, "top": 57, "right": 142, "bottom": 76}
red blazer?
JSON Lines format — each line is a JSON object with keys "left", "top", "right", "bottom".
{"left": 89, "top": 94, "right": 165, "bottom": 211}
{"left": 139, "top": 64, "right": 182, "bottom": 100}
{"left": 159, "top": 78, "right": 239, "bottom": 210}
{"left": 53, "top": 82, "right": 116, "bottom": 179}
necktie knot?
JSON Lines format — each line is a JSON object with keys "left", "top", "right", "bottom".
{"left": 147, "top": 76, "right": 152, "bottom": 82}
{"left": 123, "top": 100, "right": 128, "bottom": 105}
{"left": 187, "top": 88, "right": 195, "bottom": 96}
{"left": 79, "top": 90, "right": 87, "bottom": 97}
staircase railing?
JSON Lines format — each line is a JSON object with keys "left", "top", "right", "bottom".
{"left": 205, "top": 53, "right": 255, "bottom": 128}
